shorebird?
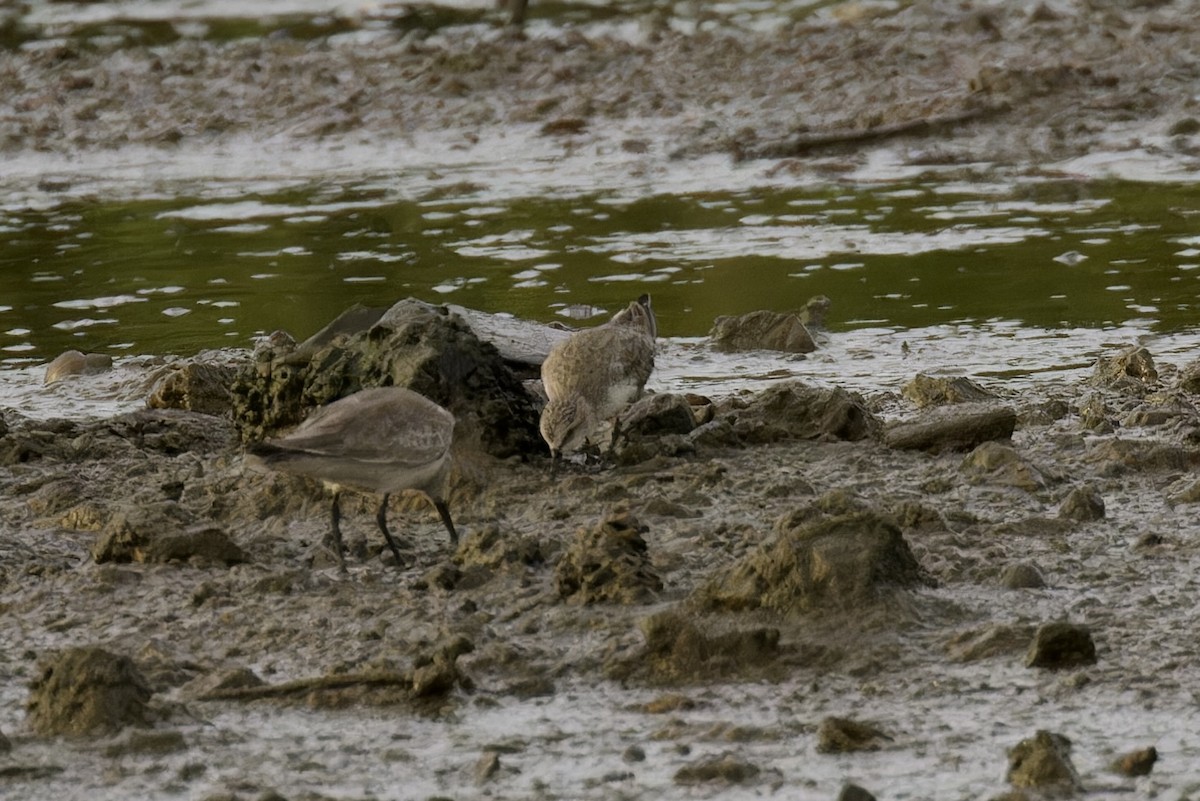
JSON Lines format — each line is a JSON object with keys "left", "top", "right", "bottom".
{"left": 247, "top": 387, "right": 458, "bottom": 570}
{"left": 539, "top": 294, "right": 657, "bottom": 460}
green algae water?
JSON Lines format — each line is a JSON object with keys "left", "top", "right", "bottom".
{"left": 2, "top": 177, "right": 1198, "bottom": 365}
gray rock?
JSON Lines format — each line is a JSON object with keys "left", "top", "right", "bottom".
{"left": 816, "top": 717, "right": 891, "bottom": 754}
{"left": 26, "top": 648, "right": 152, "bottom": 736}
{"left": 838, "top": 784, "right": 877, "bottom": 801}
{"left": 1058, "top": 485, "right": 1105, "bottom": 521}
{"left": 1111, "top": 746, "right": 1157, "bottom": 777}
{"left": 960, "top": 441, "right": 1046, "bottom": 491}
{"left": 999, "top": 562, "right": 1046, "bottom": 589}
{"left": 673, "top": 753, "right": 762, "bottom": 785}
{"left": 709, "top": 309, "right": 816, "bottom": 354}
{"left": 145, "top": 361, "right": 237, "bottom": 416}
{"left": 901, "top": 374, "right": 999, "bottom": 408}
{"left": 609, "top": 610, "right": 779, "bottom": 684}
{"left": 44, "top": 350, "right": 113, "bottom": 384}
{"left": 1026, "top": 622, "right": 1096, "bottom": 669}
{"left": 1090, "top": 345, "right": 1157, "bottom": 391}
{"left": 1007, "top": 730, "right": 1083, "bottom": 792}
{"left": 695, "top": 511, "right": 928, "bottom": 616}
{"left": 885, "top": 402, "right": 1016, "bottom": 452}
{"left": 231, "top": 298, "right": 541, "bottom": 458}
{"left": 719, "top": 381, "right": 879, "bottom": 444}
{"left": 92, "top": 503, "right": 247, "bottom": 566}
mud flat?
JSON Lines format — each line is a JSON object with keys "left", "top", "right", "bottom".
{"left": 1, "top": 301, "right": 1199, "bottom": 799}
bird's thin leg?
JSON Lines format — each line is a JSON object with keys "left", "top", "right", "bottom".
{"left": 329, "top": 491, "right": 347, "bottom": 573}
{"left": 375, "top": 493, "right": 407, "bottom": 567}
{"left": 432, "top": 498, "right": 458, "bottom": 546}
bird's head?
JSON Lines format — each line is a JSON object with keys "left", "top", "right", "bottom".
{"left": 539, "top": 395, "right": 595, "bottom": 457}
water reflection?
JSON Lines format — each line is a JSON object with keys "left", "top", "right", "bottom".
{"left": 1, "top": 178, "right": 1198, "bottom": 367}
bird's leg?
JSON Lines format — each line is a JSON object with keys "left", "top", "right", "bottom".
{"left": 329, "top": 491, "right": 347, "bottom": 573}
{"left": 375, "top": 493, "right": 407, "bottom": 568}
{"left": 432, "top": 498, "right": 458, "bottom": 546}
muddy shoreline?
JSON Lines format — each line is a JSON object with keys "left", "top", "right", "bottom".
{"left": 3, "top": 1, "right": 1199, "bottom": 170}
{"left": 2, "top": 298, "right": 1200, "bottom": 798}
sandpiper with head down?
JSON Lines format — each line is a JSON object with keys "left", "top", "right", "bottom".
{"left": 247, "top": 386, "right": 458, "bottom": 570}
{"left": 539, "top": 294, "right": 656, "bottom": 461}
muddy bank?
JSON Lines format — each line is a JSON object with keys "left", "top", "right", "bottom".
{"left": 1, "top": 301, "right": 1198, "bottom": 798}
{"left": 3, "top": 0, "right": 1199, "bottom": 172}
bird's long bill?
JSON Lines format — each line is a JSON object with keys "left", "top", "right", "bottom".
{"left": 433, "top": 499, "right": 458, "bottom": 545}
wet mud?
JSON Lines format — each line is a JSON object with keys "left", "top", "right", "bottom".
{"left": 2, "top": 300, "right": 1200, "bottom": 798}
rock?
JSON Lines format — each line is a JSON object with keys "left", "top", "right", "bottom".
{"left": 44, "top": 350, "right": 113, "bottom": 384}
{"left": 1178, "top": 358, "right": 1200, "bottom": 393}
{"left": 411, "top": 636, "right": 474, "bottom": 698}
{"left": 474, "top": 750, "right": 501, "bottom": 785}
{"left": 946, "top": 624, "right": 1037, "bottom": 662}
{"left": 555, "top": 511, "right": 662, "bottom": 604}
{"left": 960, "top": 441, "right": 1046, "bottom": 491}
{"left": 609, "top": 610, "right": 780, "bottom": 683}
{"left": 26, "top": 647, "right": 152, "bottom": 736}
{"left": 838, "top": 784, "right": 877, "bottom": 801}
{"left": 1111, "top": 745, "right": 1157, "bottom": 777}
{"left": 445, "top": 302, "right": 570, "bottom": 367}
{"left": 1120, "top": 393, "right": 1199, "bottom": 428}
{"left": 1007, "top": 730, "right": 1083, "bottom": 793}
{"left": 709, "top": 309, "right": 816, "bottom": 354}
{"left": 1057, "top": 485, "right": 1105, "bottom": 521}
{"left": 1078, "top": 394, "right": 1114, "bottom": 433}
{"left": 673, "top": 753, "right": 761, "bottom": 785}
{"left": 231, "top": 298, "right": 541, "bottom": 458}
{"left": 1165, "top": 476, "right": 1200, "bottom": 505}
{"left": 719, "top": 381, "right": 879, "bottom": 444}
{"left": 695, "top": 511, "right": 927, "bottom": 616}
{"left": 612, "top": 393, "right": 699, "bottom": 463}
{"left": 1090, "top": 345, "right": 1157, "bottom": 391}
{"left": 145, "top": 361, "right": 237, "bottom": 415}
{"left": 1026, "top": 622, "right": 1096, "bottom": 669}
{"left": 885, "top": 403, "right": 1016, "bottom": 452}
{"left": 102, "top": 729, "right": 187, "bottom": 757}
{"left": 816, "top": 717, "right": 891, "bottom": 754}
{"left": 999, "top": 562, "right": 1046, "bottom": 589}
{"left": 0, "top": 728, "right": 10, "bottom": 754}
{"left": 618, "top": 393, "right": 697, "bottom": 439}
{"left": 92, "top": 503, "right": 247, "bottom": 566}
{"left": 799, "top": 295, "right": 832, "bottom": 330}
{"left": 622, "top": 744, "right": 646, "bottom": 763}
{"left": 901, "top": 374, "right": 999, "bottom": 407}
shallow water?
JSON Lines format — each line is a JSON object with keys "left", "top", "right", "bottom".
{"left": 4, "top": 167, "right": 1200, "bottom": 366}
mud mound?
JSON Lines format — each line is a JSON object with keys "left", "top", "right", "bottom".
{"left": 607, "top": 610, "right": 781, "bottom": 684}
{"left": 694, "top": 510, "right": 927, "bottom": 616}
{"left": 716, "top": 381, "right": 879, "bottom": 444}
{"left": 555, "top": 511, "right": 662, "bottom": 604}
{"left": 231, "top": 299, "right": 540, "bottom": 458}
{"left": 27, "top": 647, "right": 152, "bottom": 736}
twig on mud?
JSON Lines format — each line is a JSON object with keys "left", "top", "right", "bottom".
{"left": 732, "top": 100, "right": 1012, "bottom": 162}
{"left": 195, "top": 670, "right": 411, "bottom": 701}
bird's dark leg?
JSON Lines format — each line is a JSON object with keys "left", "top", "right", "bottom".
{"left": 549, "top": 447, "right": 562, "bottom": 477}
{"left": 432, "top": 498, "right": 458, "bottom": 546}
{"left": 329, "top": 490, "right": 347, "bottom": 573}
{"left": 375, "top": 493, "right": 407, "bottom": 568}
